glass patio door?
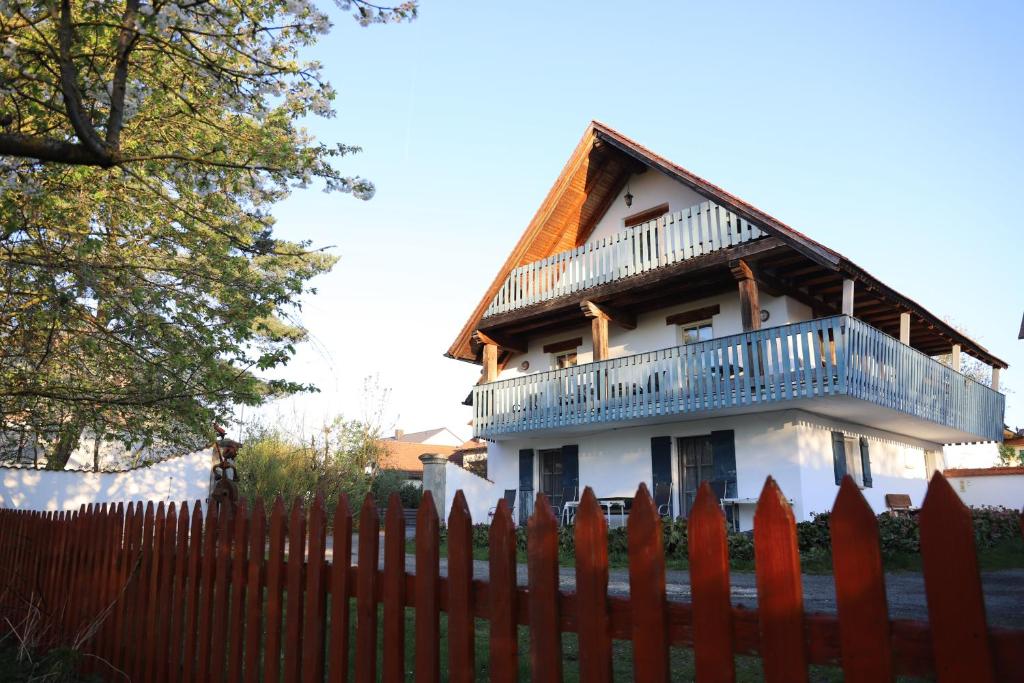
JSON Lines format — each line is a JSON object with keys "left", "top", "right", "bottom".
{"left": 677, "top": 435, "right": 714, "bottom": 516}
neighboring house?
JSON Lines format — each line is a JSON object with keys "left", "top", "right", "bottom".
{"left": 379, "top": 428, "right": 473, "bottom": 482}
{"left": 449, "top": 438, "right": 489, "bottom": 478}
{"left": 446, "top": 121, "right": 1007, "bottom": 529}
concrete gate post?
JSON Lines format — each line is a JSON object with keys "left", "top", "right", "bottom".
{"left": 419, "top": 453, "right": 449, "bottom": 523}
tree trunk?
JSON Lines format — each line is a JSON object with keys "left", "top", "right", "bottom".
{"left": 45, "top": 422, "right": 83, "bottom": 470}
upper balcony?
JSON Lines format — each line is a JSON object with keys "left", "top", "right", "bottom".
{"left": 472, "top": 316, "right": 1004, "bottom": 444}
{"left": 484, "top": 200, "right": 766, "bottom": 318}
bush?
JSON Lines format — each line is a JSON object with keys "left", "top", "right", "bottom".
{"left": 796, "top": 512, "right": 832, "bottom": 554}
{"left": 971, "top": 506, "right": 1021, "bottom": 548}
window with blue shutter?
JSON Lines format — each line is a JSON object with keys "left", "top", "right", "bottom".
{"left": 859, "top": 437, "right": 872, "bottom": 488}
{"left": 831, "top": 431, "right": 847, "bottom": 485}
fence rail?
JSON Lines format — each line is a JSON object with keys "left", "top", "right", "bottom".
{"left": 484, "top": 200, "right": 766, "bottom": 317}
{"left": 472, "top": 315, "right": 1005, "bottom": 441}
{"left": 0, "top": 474, "right": 1021, "bottom": 681}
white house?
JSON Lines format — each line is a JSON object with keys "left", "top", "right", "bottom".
{"left": 446, "top": 122, "right": 1007, "bottom": 529}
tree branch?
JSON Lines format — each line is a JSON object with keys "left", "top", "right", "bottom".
{"left": 105, "top": 0, "right": 141, "bottom": 150}
{"left": 57, "top": 0, "right": 113, "bottom": 164}
{"left": 0, "top": 133, "right": 106, "bottom": 165}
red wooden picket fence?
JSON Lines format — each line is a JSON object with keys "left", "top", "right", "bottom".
{"left": 0, "top": 472, "right": 1021, "bottom": 682}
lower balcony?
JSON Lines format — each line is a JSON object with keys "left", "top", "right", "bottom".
{"left": 471, "top": 316, "right": 1004, "bottom": 443}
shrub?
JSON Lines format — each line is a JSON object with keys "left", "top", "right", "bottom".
{"left": 971, "top": 506, "right": 1021, "bottom": 548}
{"left": 796, "top": 512, "right": 832, "bottom": 554}
{"left": 876, "top": 514, "right": 920, "bottom": 557}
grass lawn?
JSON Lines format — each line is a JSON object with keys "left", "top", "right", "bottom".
{"left": 336, "top": 603, "right": 839, "bottom": 682}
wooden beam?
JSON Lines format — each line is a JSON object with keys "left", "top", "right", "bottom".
{"left": 542, "top": 337, "right": 583, "bottom": 354}
{"left": 841, "top": 279, "right": 855, "bottom": 316}
{"left": 900, "top": 313, "right": 911, "bottom": 345}
{"left": 580, "top": 300, "right": 637, "bottom": 330}
{"left": 756, "top": 267, "right": 839, "bottom": 317}
{"left": 666, "top": 304, "right": 721, "bottom": 327}
{"left": 482, "top": 343, "right": 498, "bottom": 383}
{"left": 730, "top": 259, "right": 761, "bottom": 332}
{"left": 992, "top": 367, "right": 1001, "bottom": 392}
{"left": 591, "top": 315, "right": 609, "bottom": 361}
{"left": 951, "top": 344, "right": 961, "bottom": 373}
{"left": 472, "top": 329, "right": 527, "bottom": 354}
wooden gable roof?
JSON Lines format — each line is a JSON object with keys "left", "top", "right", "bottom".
{"left": 446, "top": 122, "right": 1007, "bottom": 370}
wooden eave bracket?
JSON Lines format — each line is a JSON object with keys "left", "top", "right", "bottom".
{"left": 471, "top": 330, "right": 527, "bottom": 355}
{"left": 580, "top": 300, "right": 637, "bottom": 330}
{"left": 729, "top": 258, "right": 755, "bottom": 282}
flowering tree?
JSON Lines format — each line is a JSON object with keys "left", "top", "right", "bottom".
{"left": 0, "top": 0, "right": 416, "bottom": 468}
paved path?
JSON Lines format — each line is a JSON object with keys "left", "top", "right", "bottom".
{"left": 328, "top": 535, "right": 1024, "bottom": 629}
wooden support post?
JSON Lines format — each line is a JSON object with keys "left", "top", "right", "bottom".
{"left": 899, "top": 312, "right": 911, "bottom": 345}
{"left": 482, "top": 343, "right": 498, "bottom": 383}
{"left": 841, "top": 279, "right": 855, "bottom": 317}
{"left": 591, "top": 316, "right": 609, "bottom": 362}
{"left": 580, "top": 300, "right": 632, "bottom": 362}
{"left": 951, "top": 344, "right": 961, "bottom": 373}
{"left": 730, "top": 260, "right": 761, "bottom": 332}
{"left": 991, "top": 367, "right": 1000, "bottom": 392}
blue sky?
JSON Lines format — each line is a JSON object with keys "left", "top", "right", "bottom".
{"left": 260, "top": 1, "right": 1024, "bottom": 438}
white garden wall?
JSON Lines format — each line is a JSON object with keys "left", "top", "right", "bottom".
{"left": 442, "top": 461, "right": 496, "bottom": 524}
{"left": 0, "top": 449, "right": 214, "bottom": 511}
{"left": 946, "top": 469, "right": 1024, "bottom": 510}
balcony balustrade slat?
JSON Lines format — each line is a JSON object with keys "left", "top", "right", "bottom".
{"left": 472, "top": 316, "right": 1003, "bottom": 441}
{"left": 483, "top": 200, "right": 767, "bottom": 317}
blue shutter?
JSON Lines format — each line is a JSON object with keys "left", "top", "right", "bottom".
{"left": 710, "top": 430, "right": 737, "bottom": 498}
{"left": 651, "top": 436, "right": 673, "bottom": 517}
{"left": 560, "top": 444, "right": 579, "bottom": 500}
{"left": 518, "top": 449, "right": 534, "bottom": 491}
{"left": 651, "top": 436, "right": 672, "bottom": 488}
{"left": 859, "top": 437, "right": 872, "bottom": 488}
{"left": 831, "top": 431, "right": 847, "bottom": 485}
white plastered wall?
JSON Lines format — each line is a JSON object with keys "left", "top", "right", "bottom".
{"left": 791, "top": 413, "right": 935, "bottom": 517}
{"left": 943, "top": 443, "right": 1001, "bottom": 469}
{"left": 585, "top": 170, "right": 708, "bottom": 245}
{"left": 0, "top": 449, "right": 213, "bottom": 511}
{"left": 483, "top": 410, "right": 935, "bottom": 529}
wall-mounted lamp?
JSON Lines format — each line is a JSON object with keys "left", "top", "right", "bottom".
{"left": 760, "top": 309, "right": 770, "bottom": 323}
{"left": 624, "top": 185, "right": 633, "bottom": 208}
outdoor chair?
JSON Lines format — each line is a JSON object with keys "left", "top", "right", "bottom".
{"left": 654, "top": 481, "right": 673, "bottom": 517}
{"left": 488, "top": 488, "right": 517, "bottom": 522}
{"left": 560, "top": 482, "right": 580, "bottom": 526}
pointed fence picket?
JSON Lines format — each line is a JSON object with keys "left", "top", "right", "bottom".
{"left": 0, "top": 472, "right": 1021, "bottom": 681}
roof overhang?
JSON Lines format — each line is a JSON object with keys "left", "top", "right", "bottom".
{"left": 446, "top": 122, "right": 1007, "bottom": 370}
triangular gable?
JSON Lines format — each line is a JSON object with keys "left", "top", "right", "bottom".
{"left": 447, "top": 122, "right": 1006, "bottom": 369}
{"left": 446, "top": 121, "right": 840, "bottom": 363}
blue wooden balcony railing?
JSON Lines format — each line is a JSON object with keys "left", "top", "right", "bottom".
{"left": 484, "top": 200, "right": 766, "bottom": 317}
{"left": 472, "top": 316, "right": 1004, "bottom": 442}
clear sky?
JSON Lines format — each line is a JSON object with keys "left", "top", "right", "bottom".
{"left": 257, "top": 1, "right": 1024, "bottom": 440}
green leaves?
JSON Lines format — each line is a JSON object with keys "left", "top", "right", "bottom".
{"left": 0, "top": 0, "right": 414, "bottom": 466}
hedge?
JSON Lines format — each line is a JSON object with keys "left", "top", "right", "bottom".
{"left": 447, "top": 506, "right": 1020, "bottom": 565}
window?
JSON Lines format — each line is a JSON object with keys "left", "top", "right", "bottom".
{"left": 844, "top": 437, "right": 863, "bottom": 487}
{"left": 543, "top": 337, "right": 581, "bottom": 370}
{"left": 624, "top": 202, "right": 670, "bottom": 228}
{"left": 678, "top": 320, "right": 713, "bottom": 345}
{"left": 831, "top": 431, "right": 873, "bottom": 488}
{"left": 552, "top": 350, "right": 577, "bottom": 370}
